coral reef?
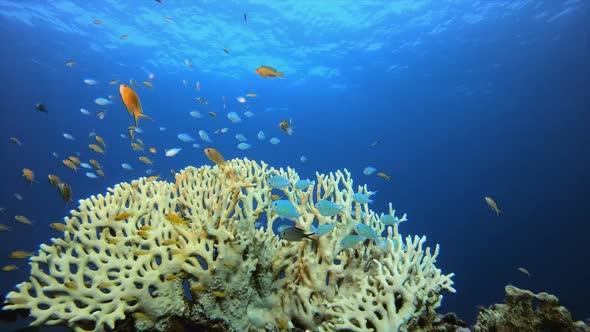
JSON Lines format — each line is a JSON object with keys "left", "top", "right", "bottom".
{"left": 3, "top": 158, "right": 455, "bottom": 332}
{"left": 473, "top": 285, "right": 589, "bottom": 332}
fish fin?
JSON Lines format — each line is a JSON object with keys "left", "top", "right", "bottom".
{"left": 133, "top": 113, "right": 151, "bottom": 127}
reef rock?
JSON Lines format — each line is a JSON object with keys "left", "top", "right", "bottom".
{"left": 473, "top": 285, "right": 589, "bottom": 332}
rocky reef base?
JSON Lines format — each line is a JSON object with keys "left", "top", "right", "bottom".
{"left": 409, "top": 285, "right": 589, "bottom": 332}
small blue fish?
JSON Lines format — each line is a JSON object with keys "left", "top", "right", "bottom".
{"left": 315, "top": 224, "right": 336, "bottom": 237}
{"left": 177, "top": 133, "right": 195, "bottom": 142}
{"left": 363, "top": 167, "right": 376, "bottom": 175}
{"left": 295, "top": 179, "right": 314, "bottom": 190}
{"left": 271, "top": 200, "right": 299, "bottom": 221}
{"left": 315, "top": 200, "right": 343, "bottom": 216}
{"left": 94, "top": 97, "right": 112, "bottom": 106}
{"left": 381, "top": 215, "right": 396, "bottom": 225}
{"left": 354, "top": 224, "right": 377, "bottom": 239}
{"left": 268, "top": 175, "right": 290, "bottom": 189}
{"left": 339, "top": 234, "right": 365, "bottom": 249}
{"left": 85, "top": 172, "right": 98, "bottom": 179}
{"left": 353, "top": 193, "right": 374, "bottom": 204}
{"left": 380, "top": 213, "right": 406, "bottom": 225}
{"left": 375, "top": 237, "right": 388, "bottom": 248}
{"left": 227, "top": 112, "right": 242, "bottom": 123}
{"left": 237, "top": 142, "right": 251, "bottom": 150}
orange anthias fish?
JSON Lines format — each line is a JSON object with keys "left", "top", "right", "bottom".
{"left": 279, "top": 119, "right": 294, "bottom": 135}
{"left": 48, "top": 174, "right": 61, "bottom": 186}
{"left": 58, "top": 183, "right": 73, "bottom": 205}
{"left": 255, "top": 66, "right": 284, "bottom": 78}
{"left": 119, "top": 84, "right": 151, "bottom": 127}
{"left": 377, "top": 172, "right": 391, "bottom": 181}
{"left": 165, "top": 213, "right": 186, "bottom": 225}
{"left": 22, "top": 168, "right": 36, "bottom": 185}
{"left": 204, "top": 148, "right": 225, "bottom": 165}
{"left": 115, "top": 212, "right": 132, "bottom": 221}
{"left": 63, "top": 160, "right": 78, "bottom": 171}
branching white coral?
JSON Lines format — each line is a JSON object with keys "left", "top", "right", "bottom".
{"left": 3, "top": 158, "right": 455, "bottom": 332}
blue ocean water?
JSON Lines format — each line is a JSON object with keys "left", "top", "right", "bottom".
{"left": 0, "top": 0, "right": 588, "bottom": 330}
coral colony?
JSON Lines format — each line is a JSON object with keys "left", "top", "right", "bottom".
{"left": 3, "top": 159, "right": 455, "bottom": 331}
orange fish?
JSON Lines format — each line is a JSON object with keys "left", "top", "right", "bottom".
{"left": 68, "top": 156, "right": 80, "bottom": 165}
{"left": 279, "top": 119, "right": 294, "bottom": 135}
{"left": 377, "top": 172, "right": 391, "bottom": 181}
{"left": 22, "top": 168, "right": 36, "bottom": 185}
{"left": 165, "top": 213, "right": 186, "bottom": 225}
{"left": 89, "top": 144, "right": 105, "bottom": 154}
{"left": 48, "top": 174, "right": 61, "bottom": 186}
{"left": 89, "top": 159, "right": 101, "bottom": 169}
{"left": 119, "top": 84, "right": 151, "bottom": 127}
{"left": 115, "top": 212, "right": 132, "bottom": 221}
{"left": 139, "top": 156, "right": 153, "bottom": 165}
{"left": 9, "top": 251, "right": 33, "bottom": 259}
{"left": 255, "top": 66, "right": 284, "bottom": 78}
{"left": 204, "top": 148, "right": 225, "bottom": 165}
{"left": 146, "top": 175, "right": 159, "bottom": 182}
{"left": 63, "top": 159, "right": 78, "bottom": 171}
{"left": 95, "top": 135, "right": 106, "bottom": 148}
{"left": 1, "top": 265, "right": 18, "bottom": 272}
{"left": 58, "top": 183, "right": 73, "bottom": 204}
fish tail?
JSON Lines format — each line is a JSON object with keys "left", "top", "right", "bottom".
{"left": 497, "top": 209, "right": 502, "bottom": 216}
{"left": 133, "top": 113, "right": 151, "bottom": 127}
{"left": 278, "top": 72, "right": 285, "bottom": 78}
